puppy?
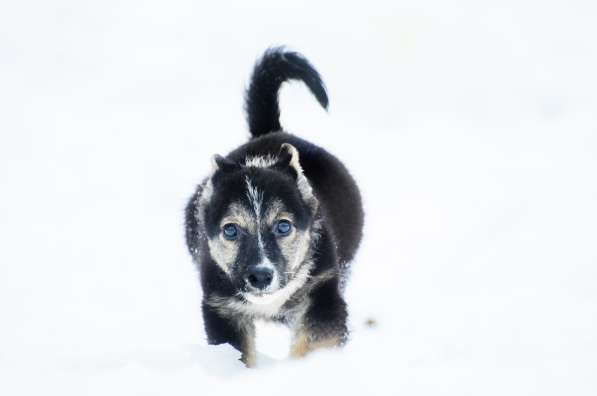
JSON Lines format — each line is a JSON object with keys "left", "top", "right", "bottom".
{"left": 185, "top": 48, "right": 363, "bottom": 367}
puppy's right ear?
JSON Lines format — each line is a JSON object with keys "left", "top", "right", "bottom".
{"left": 211, "top": 155, "right": 240, "bottom": 173}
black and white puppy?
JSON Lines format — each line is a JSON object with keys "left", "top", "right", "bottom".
{"left": 185, "top": 48, "right": 363, "bottom": 367}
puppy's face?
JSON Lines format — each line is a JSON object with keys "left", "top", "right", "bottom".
{"left": 198, "top": 145, "right": 318, "bottom": 301}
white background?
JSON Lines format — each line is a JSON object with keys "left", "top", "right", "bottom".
{"left": 1, "top": 1, "right": 596, "bottom": 394}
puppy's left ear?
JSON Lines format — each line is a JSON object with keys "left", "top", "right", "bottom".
{"left": 211, "top": 154, "right": 240, "bottom": 174}
{"left": 277, "top": 144, "right": 318, "bottom": 211}
{"left": 277, "top": 143, "right": 305, "bottom": 177}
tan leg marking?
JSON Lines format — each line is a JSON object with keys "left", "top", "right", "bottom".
{"left": 290, "top": 329, "right": 340, "bottom": 358}
{"left": 241, "top": 325, "right": 257, "bottom": 368}
{"left": 242, "top": 349, "right": 256, "bottom": 368}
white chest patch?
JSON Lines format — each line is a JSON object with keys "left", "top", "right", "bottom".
{"left": 244, "top": 155, "right": 278, "bottom": 168}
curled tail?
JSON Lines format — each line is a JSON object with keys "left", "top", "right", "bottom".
{"left": 245, "top": 47, "right": 329, "bottom": 138}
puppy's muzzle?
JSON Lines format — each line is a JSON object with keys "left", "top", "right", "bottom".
{"left": 246, "top": 267, "right": 273, "bottom": 290}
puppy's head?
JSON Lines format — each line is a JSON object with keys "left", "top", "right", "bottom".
{"left": 197, "top": 144, "right": 319, "bottom": 301}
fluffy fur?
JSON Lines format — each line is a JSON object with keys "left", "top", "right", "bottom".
{"left": 185, "top": 47, "right": 363, "bottom": 367}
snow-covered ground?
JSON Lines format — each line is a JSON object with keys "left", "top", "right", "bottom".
{"left": 1, "top": 1, "right": 596, "bottom": 394}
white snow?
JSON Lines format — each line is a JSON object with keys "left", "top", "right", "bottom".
{"left": 1, "top": 0, "right": 596, "bottom": 395}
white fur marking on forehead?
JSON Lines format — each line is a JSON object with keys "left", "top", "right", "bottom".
{"left": 244, "top": 155, "right": 277, "bottom": 168}
{"left": 245, "top": 176, "right": 263, "bottom": 218}
{"left": 257, "top": 228, "right": 266, "bottom": 261}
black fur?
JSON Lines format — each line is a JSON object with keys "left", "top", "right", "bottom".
{"left": 185, "top": 48, "right": 363, "bottom": 365}
{"left": 245, "top": 47, "right": 329, "bottom": 137}
{"left": 226, "top": 132, "right": 363, "bottom": 266}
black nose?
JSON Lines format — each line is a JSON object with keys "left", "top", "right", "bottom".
{"left": 247, "top": 267, "right": 273, "bottom": 290}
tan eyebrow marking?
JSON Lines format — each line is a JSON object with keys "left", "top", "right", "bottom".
{"left": 219, "top": 202, "right": 256, "bottom": 232}
{"left": 264, "top": 200, "right": 295, "bottom": 225}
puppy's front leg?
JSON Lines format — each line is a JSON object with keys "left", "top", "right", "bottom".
{"left": 290, "top": 279, "right": 348, "bottom": 358}
{"left": 202, "top": 300, "right": 256, "bottom": 367}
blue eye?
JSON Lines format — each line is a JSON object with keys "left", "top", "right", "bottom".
{"left": 275, "top": 220, "right": 292, "bottom": 236}
{"left": 222, "top": 223, "right": 238, "bottom": 240}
